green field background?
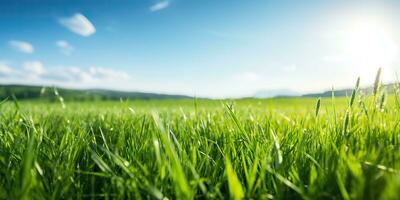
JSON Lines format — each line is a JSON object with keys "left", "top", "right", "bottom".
{"left": 0, "top": 95, "right": 399, "bottom": 199}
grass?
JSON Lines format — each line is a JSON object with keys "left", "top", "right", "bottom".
{"left": 1, "top": 79, "right": 400, "bottom": 199}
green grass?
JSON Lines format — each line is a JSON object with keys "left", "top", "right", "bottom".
{"left": 1, "top": 87, "right": 400, "bottom": 199}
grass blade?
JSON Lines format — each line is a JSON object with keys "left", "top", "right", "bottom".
{"left": 373, "top": 68, "right": 382, "bottom": 97}
{"left": 349, "top": 77, "right": 360, "bottom": 108}
{"left": 315, "top": 97, "right": 321, "bottom": 117}
{"left": 225, "top": 157, "right": 245, "bottom": 200}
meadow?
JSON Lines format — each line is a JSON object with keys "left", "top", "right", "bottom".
{"left": 1, "top": 78, "right": 400, "bottom": 199}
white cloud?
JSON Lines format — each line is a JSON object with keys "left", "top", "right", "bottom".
{"left": 89, "top": 67, "right": 130, "bottom": 80}
{"left": 56, "top": 40, "right": 74, "bottom": 55}
{"left": 0, "top": 61, "right": 132, "bottom": 89}
{"left": 59, "top": 13, "right": 96, "bottom": 37}
{"left": 0, "top": 60, "right": 46, "bottom": 81}
{"left": 45, "top": 66, "right": 130, "bottom": 83}
{"left": 9, "top": 40, "right": 34, "bottom": 54}
{"left": 23, "top": 61, "right": 46, "bottom": 78}
{"left": 0, "top": 62, "right": 14, "bottom": 76}
{"left": 149, "top": 1, "right": 170, "bottom": 12}
{"left": 53, "top": 67, "right": 93, "bottom": 82}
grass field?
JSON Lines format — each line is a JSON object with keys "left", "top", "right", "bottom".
{"left": 1, "top": 81, "right": 400, "bottom": 199}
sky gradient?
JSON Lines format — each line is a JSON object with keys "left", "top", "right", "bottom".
{"left": 1, "top": 0, "right": 400, "bottom": 98}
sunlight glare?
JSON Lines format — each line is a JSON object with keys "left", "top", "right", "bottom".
{"left": 343, "top": 19, "right": 398, "bottom": 80}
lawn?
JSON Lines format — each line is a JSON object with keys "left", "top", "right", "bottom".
{"left": 0, "top": 90, "right": 399, "bottom": 199}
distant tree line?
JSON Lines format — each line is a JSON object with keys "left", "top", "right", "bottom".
{"left": 0, "top": 84, "right": 192, "bottom": 101}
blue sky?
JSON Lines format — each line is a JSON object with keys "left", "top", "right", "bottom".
{"left": 1, "top": 0, "right": 400, "bottom": 98}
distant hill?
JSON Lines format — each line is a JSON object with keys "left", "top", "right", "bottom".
{"left": 1, "top": 83, "right": 397, "bottom": 101}
{"left": 254, "top": 89, "right": 300, "bottom": 98}
{"left": 254, "top": 83, "right": 398, "bottom": 99}
{"left": 0, "top": 84, "right": 192, "bottom": 101}
{"left": 302, "top": 83, "right": 398, "bottom": 97}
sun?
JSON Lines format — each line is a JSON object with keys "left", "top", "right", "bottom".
{"left": 342, "top": 19, "right": 398, "bottom": 80}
